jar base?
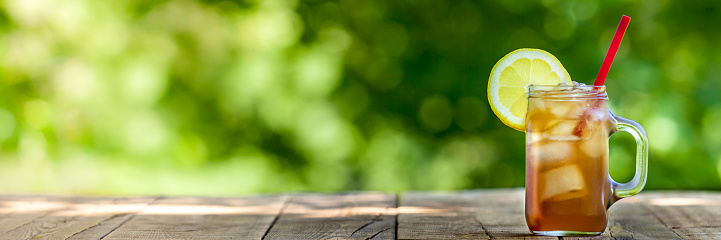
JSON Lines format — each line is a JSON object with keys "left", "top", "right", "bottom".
{"left": 531, "top": 230, "right": 603, "bottom": 236}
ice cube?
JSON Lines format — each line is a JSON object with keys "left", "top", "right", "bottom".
{"left": 527, "top": 132, "right": 543, "bottom": 144}
{"left": 547, "top": 102, "right": 572, "bottom": 117}
{"left": 582, "top": 107, "right": 608, "bottom": 124}
{"left": 529, "top": 100, "right": 547, "bottom": 112}
{"left": 573, "top": 107, "right": 609, "bottom": 139}
{"left": 530, "top": 141, "right": 573, "bottom": 166}
{"left": 566, "top": 101, "right": 590, "bottom": 118}
{"left": 580, "top": 133, "right": 606, "bottom": 158}
{"left": 545, "top": 120, "right": 581, "bottom": 141}
{"left": 541, "top": 165, "right": 588, "bottom": 201}
{"left": 575, "top": 110, "right": 609, "bottom": 158}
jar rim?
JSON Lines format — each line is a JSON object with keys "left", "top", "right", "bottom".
{"left": 528, "top": 84, "right": 608, "bottom": 99}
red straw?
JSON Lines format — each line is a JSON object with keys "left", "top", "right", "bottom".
{"left": 594, "top": 15, "right": 631, "bottom": 86}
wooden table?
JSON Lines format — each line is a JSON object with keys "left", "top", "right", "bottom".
{"left": 0, "top": 189, "right": 719, "bottom": 239}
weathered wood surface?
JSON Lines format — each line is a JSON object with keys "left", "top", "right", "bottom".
{"left": 263, "top": 192, "right": 396, "bottom": 239}
{"left": 398, "top": 192, "right": 490, "bottom": 239}
{"left": 637, "top": 192, "right": 721, "bottom": 239}
{"left": 0, "top": 189, "right": 719, "bottom": 239}
{"left": 103, "top": 195, "right": 288, "bottom": 239}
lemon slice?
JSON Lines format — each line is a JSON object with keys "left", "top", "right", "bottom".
{"left": 488, "top": 48, "right": 572, "bottom": 131}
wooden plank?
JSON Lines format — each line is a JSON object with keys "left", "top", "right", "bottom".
{"left": 398, "top": 189, "right": 554, "bottom": 240}
{"left": 263, "top": 192, "right": 396, "bottom": 240}
{"left": 462, "top": 189, "right": 556, "bottom": 240}
{"left": 563, "top": 196, "right": 682, "bottom": 240}
{"left": 0, "top": 196, "right": 155, "bottom": 239}
{"left": 0, "top": 195, "right": 53, "bottom": 235}
{"left": 638, "top": 191, "right": 721, "bottom": 239}
{"left": 398, "top": 192, "right": 489, "bottom": 239}
{"left": 563, "top": 235, "right": 610, "bottom": 240}
{"left": 66, "top": 197, "right": 158, "bottom": 239}
{"left": 105, "top": 194, "right": 288, "bottom": 239}
{"left": 1, "top": 190, "right": 720, "bottom": 239}
{"left": 603, "top": 197, "right": 682, "bottom": 240}
{"left": 458, "top": 189, "right": 682, "bottom": 240}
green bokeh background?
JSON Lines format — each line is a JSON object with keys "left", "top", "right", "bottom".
{"left": 0, "top": 0, "right": 719, "bottom": 195}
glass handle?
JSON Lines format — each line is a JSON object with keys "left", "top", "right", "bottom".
{"left": 609, "top": 114, "right": 649, "bottom": 204}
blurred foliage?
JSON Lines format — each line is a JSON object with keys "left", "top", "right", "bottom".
{"left": 0, "top": 0, "right": 720, "bottom": 195}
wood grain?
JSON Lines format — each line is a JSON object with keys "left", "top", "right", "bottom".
{"left": 0, "top": 190, "right": 720, "bottom": 239}
{"left": 463, "top": 189, "right": 557, "bottom": 240}
{"left": 0, "top": 195, "right": 51, "bottom": 235}
{"left": 263, "top": 192, "right": 396, "bottom": 240}
{"left": 104, "top": 195, "right": 288, "bottom": 239}
{"left": 0, "top": 196, "right": 154, "bottom": 239}
{"left": 67, "top": 197, "right": 158, "bottom": 239}
{"left": 638, "top": 191, "right": 721, "bottom": 239}
{"left": 398, "top": 192, "right": 489, "bottom": 239}
{"left": 603, "top": 197, "right": 682, "bottom": 240}
{"left": 562, "top": 196, "right": 682, "bottom": 240}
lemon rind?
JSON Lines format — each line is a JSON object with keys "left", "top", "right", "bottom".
{"left": 487, "top": 48, "right": 572, "bottom": 131}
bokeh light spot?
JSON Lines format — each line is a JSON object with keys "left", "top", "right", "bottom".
{"left": 294, "top": 50, "right": 341, "bottom": 98}
{"left": 120, "top": 60, "right": 169, "bottom": 106}
{"left": 647, "top": 116, "right": 677, "bottom": 155}
{"left": 360, "top": 127, "right": 414, "bottom": 191}
{"left": 571, "top": 0, "right": 598, "bottom": 22}
{"left": 236, "top": 9, "right": 302, "bottom": 50}
{"left": 702, "top": 105, "right": 721, "bottom": 151}
{"left": 4, "top": 0, "right": 51, "bottom": 26}
{"left": 455, "top": 96, "right": 487, "bottom": 131}
{"left": 418, "top": 95, "right": 453, "bottom": 132}
{"left": 52, "top": 60, "right": 99, "bottom": 104}
{"left": 24, "top": 100, "right": 52, "bottom": 130}
{"left": 0, "top": 109, "right": 17, "bottom": 141}
{"left": 544, "top": 13, "right": 576, "bottom": 40}
{"left": 19, "top": 130, "right": 48, "bottom": 165}
{"left": 123, "top": 112, "right": 170, "bottom": 154}
{"left": 295, "top": 104, "right": 355, "bottom": 162}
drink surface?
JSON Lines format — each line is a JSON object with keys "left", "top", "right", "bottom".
{"left": 525, "top": 87, "right": 612, "bottom": 233}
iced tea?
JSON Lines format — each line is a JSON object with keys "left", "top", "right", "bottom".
{"left": 525, "top": 85, "right": 613, "bottom": 234}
